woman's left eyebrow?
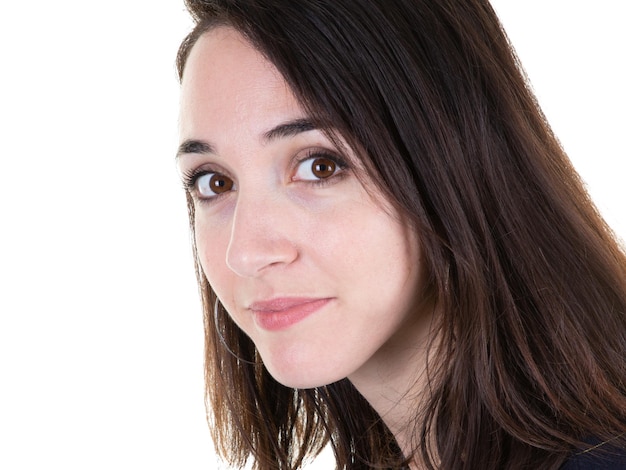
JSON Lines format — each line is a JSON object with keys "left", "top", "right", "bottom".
{"left": 263, "top": 118, "right": 316, "bottom": 142}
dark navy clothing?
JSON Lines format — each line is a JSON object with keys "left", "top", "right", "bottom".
{"left": 561, "top": 445, "right": 626, "bottom": 469}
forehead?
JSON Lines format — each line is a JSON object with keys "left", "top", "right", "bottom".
{"left": 182, "top": 27, "right": 277, "bottom": 89}
{"left": 179, "top": 27, "right": 303, "bottom": 143}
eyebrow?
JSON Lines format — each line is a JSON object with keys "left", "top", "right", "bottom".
{"left": 262, "top": 118, "right": 316, "bottom": 141}
{"left": 176, "top": 139, "right": 214, "bottom": 158}
{"left": 176, "top": 118, "right": 317, "bottom": 159}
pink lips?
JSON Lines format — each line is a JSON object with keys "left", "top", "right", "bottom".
{"left": 250, "top": 297, "right": 332, "bottom": 331}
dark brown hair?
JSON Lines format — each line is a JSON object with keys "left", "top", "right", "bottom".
{"left": 176, "top": 1, "right": 626, "bottom": 468}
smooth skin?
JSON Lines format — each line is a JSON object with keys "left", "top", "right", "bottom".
{"left": 178, "top": 27, "right": 436, "bottom": 460}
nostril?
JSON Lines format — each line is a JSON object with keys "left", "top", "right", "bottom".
{"left": 225, "top": 216, "right": 299, "bottom": 278}
{"left": 226, "top": 238, "right": 299, "bottom": 277}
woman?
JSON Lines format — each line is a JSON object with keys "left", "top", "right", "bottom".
{"left": 175, "top": 0, "right": 626, "bottom": 468}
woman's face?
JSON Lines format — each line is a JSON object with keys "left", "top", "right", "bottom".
{"left": 178, "top": 27, "right": 429, "bottom": 389}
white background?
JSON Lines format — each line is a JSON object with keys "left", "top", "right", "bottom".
{"left": 0, "top": 1, "right": 623, "bottom": 469}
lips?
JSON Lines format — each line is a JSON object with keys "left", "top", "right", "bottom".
{"left": 249, "top": 297, "right": 332, "bottom": 331}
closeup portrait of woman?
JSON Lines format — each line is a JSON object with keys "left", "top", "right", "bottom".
{"left": 174, "top": 0, "right": 626, "bottom": 468}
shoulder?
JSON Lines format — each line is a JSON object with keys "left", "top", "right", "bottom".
{"left": 560, "top": 444, "right": 626, "bottom": 469}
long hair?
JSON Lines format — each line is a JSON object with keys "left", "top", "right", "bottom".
{"left": 176, "top": 1, "right": 626, "bottom": 468}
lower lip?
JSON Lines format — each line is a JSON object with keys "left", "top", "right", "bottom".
{"left": 252, "top": 298, "right": 332, "bottom": 331}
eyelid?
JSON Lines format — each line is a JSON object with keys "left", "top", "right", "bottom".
{"left": 291, "top": 149, "right": 349, "bottom": 181}
{"left": 181, "top": 166, "right": 206, "bottom": 192}
{"left": 181, "top": 165, "right": 236, "bottom": 202}
{"left": 181, "top": 160, "right": 226, "bottom": 188}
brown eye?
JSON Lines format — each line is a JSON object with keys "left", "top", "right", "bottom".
{"left": 197, "top": 173, "right": 234, "bottom": 198}
{"left": 311, "top": 157, "right": 337, "bottom": 179}
{"left": 294, "top": 155, "right": 343, "bottom": 182}
{"left": 209, "top": 174, "right": 234, "bottom": 193}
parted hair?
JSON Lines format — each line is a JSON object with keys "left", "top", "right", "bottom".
{"left": 176, "top": 1, "right": 626, "bottom": 468}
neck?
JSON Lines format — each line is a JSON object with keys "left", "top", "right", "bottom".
{"left": 348, "top": 306, "right": 438, "bottom": 468}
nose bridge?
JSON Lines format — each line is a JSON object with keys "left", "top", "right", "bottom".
{"left": 226, "top": 187, "right": 298, "bottom": 277}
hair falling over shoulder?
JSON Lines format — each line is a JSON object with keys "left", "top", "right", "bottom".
{"left": 177, "top": 1, "right": 626, "bottom": 468}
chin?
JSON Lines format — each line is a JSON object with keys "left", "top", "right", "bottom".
{"left": 262, "top": 357, "right": 346, "bottom": 390}
{"left": 264, "top": 366, "right": 338, "bottom": 390}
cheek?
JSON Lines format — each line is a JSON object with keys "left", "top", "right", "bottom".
{"left": 339, "top": 206, "right": 422, "bottom": 307}
{"left": 325, "top": 203, "right": 413, "bottom": 271}
{"left": 194, "top": 216, "right": 232, "bottom": 296}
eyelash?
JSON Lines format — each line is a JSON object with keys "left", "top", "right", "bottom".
{"left": 293, "top": 150, "right": 349, "bottom": 185}
{"left": 181, "top": 150, "right": 349, "bottom": 202}
{"left": 181, "top": 167, "right": 213, "bottom": 193}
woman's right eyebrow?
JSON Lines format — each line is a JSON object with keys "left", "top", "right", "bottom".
{"left": 176, "top": 139, "right": 214, "bottom": 160}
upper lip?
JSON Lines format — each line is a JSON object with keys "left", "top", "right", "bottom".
{"left": 249, "top": 297, "right": 330, "bottom": 312}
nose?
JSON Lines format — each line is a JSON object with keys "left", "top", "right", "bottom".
{"left": 225, "top": 191, "right": 299, "bottom": 278}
